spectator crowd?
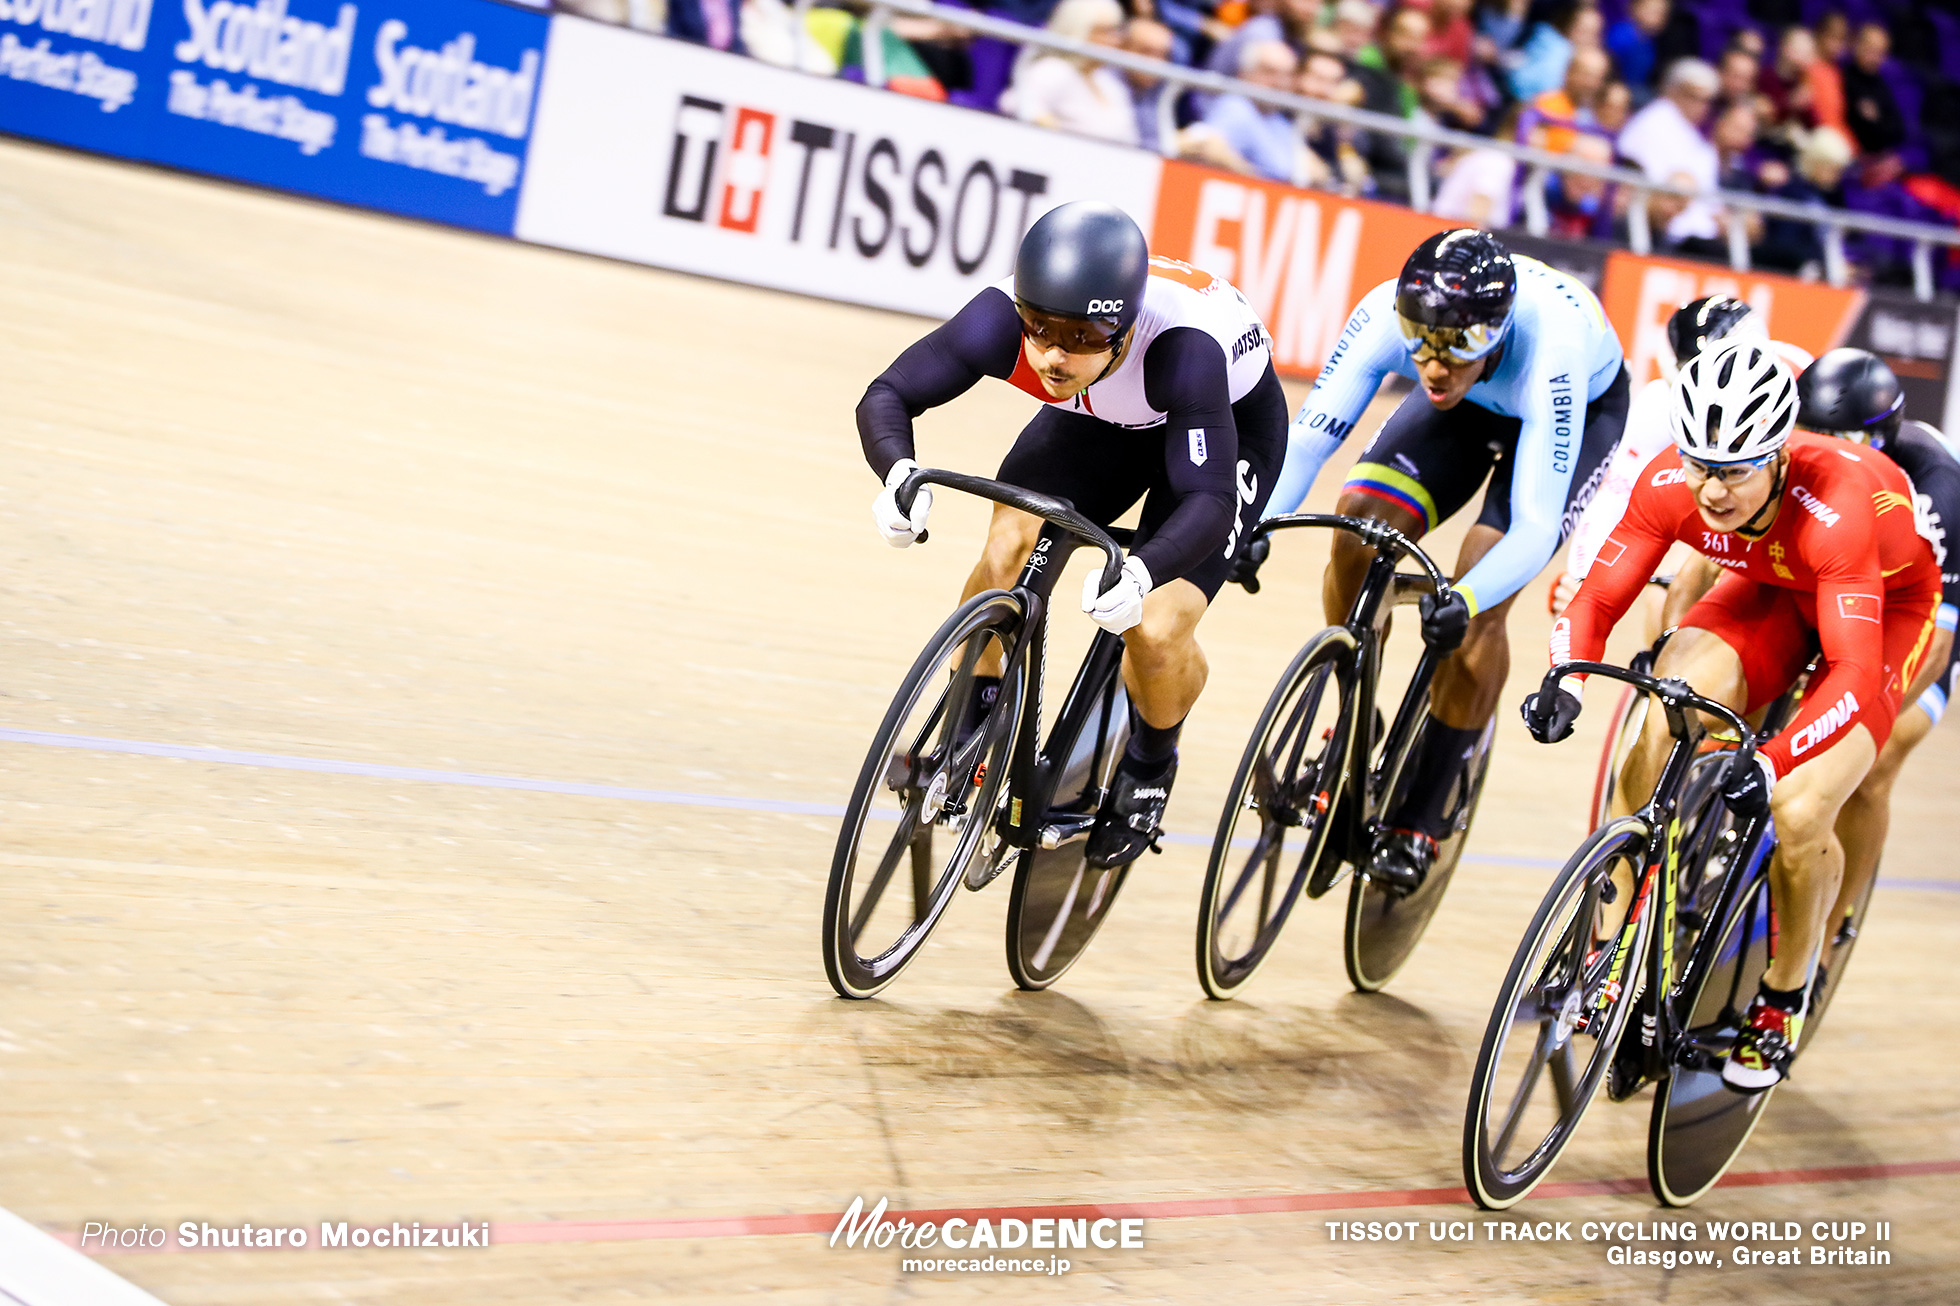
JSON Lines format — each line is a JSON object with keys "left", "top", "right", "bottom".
{"left": 556, "top": 0, "right": 1960, "bottom": 289}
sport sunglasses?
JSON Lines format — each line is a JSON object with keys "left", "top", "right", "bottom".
{"left": 1016, "top": 301, "right": 1126, "bottom": 355}
{"left": 1680, "top": 451, "right": 1777, "bottom": 486}
{"left": 1396, "top": 312, "right": 1504, "bottom": 365}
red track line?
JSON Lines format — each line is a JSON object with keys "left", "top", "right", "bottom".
{"left": 61, "top": 1158, "right": 1960, "bottom": 1255}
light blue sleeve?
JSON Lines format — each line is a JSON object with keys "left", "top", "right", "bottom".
{"left": 1266, "top": 282, "right": 1403, "bottom": 518}
{"left": 1454, "top": 343, "right": 1587, "bottom": 616}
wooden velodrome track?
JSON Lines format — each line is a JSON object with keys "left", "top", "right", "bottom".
{"left": 2, "top": 136, "right": 1957, "bottom": 1304}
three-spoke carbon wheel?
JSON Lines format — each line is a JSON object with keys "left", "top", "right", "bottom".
{"left": 1465, "top": 817, "right": 1653, "bottom": 1209}
{"left": 822, "top": 593, "right": 1026, "bottom": 999}
{"left": 1196, "top": 627, "right": 1357, "bottom": 1000}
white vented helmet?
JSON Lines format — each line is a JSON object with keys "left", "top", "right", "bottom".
{"left": 1670, "top": 337, "right": 1798, "bottom": 462}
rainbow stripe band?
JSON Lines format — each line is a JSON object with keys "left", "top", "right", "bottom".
{"left": 1344, "top": 462, "right": 1439, "bottom": 532}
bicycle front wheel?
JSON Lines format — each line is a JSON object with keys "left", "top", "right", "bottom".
{"left": 1464, "top": 817, "right": 1653, "bottom": 1210}
{"left": 1195, "top": 626, "right": 1357, "bottom": 1000}
{"left": 822, "top": 592, "right": 1026, "bottom": 1000}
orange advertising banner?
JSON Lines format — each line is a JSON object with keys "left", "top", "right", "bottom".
{"left": 1596, "top": 251, "right": 1867, "bottom": 387}
{"left": 1148, "top": 159, "right": 1454, "bottom": 377}
{"left": 1148, "top": 158, "right": 1870, "bottom": 385}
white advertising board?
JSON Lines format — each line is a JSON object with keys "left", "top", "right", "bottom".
{"left": 517, "top": 15, "right": 1163, "bottom": 318}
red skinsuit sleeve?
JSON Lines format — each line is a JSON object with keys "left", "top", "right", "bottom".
{"left": 1760, "top": 495, "right": 1887, "bottom": 778}
{"left": 1550, "top": 462, "right": 1678, "bottom": 679}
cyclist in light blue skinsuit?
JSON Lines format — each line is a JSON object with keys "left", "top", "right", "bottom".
{"left": 1248, "top": 229, "right": 1627, "bottom": 890}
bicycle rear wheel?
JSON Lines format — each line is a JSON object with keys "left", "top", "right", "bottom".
{"left": 1803, "top": 867, "right": 1876, "bottom": 1043}
{"left": 1345, "top": 717, "right": 1495, "bottom": 993}
{"left": 1464, "top": 817, "right": 1653, "bottom": 1210}
{"left": 823, "top": 593, "right": 1026, "bottom": 999}
{"left": 1004, "top": 672, "right": 1133, "bottom": 991}
{"left": 1647, "top": 839, "right": 1779, "bottom": 1207}
{"left": 1196, "top": 627, "right": 1357, "bottom": 1000}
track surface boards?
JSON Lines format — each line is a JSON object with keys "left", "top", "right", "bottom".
{"left": 1, "top": 139, "right": 1957, "bottom": 1303}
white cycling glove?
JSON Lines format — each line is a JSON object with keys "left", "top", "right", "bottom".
{"left": 1082, "top": 555, "right": 1152, "bottom": 635}
{"left": 872, "top": 458, "right": 932, "bottom": 548}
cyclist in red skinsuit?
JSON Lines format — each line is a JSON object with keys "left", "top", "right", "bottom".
{"left": 1554, "top": 432, "right": 1942, "bottom": 778}
{"left": 1525, "top": 339, "right": 1941, "bottom": 1092}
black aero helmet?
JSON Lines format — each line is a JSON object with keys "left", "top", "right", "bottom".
{"left": 1015, "top": 201, "right": 1150, "bottom": 354}
{"left": 1797, "top": 348, "right": 1905, "bottom": 446}
{"left": 1667, "top": 295, "right": 1764, "bottom": 369}
{"left": 1394, "top": 228, "right": 1516, "bottom": 364}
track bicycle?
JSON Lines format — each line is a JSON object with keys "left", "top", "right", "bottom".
{"left": 1196, "top": 513, "right": 1495, "bottom": 1000}
{"left": 1464, "top": 659, "right": 1825, "bottom": 1210}
{"left": 1585, "top": 638, "right": 1873, "bottom": 1036}
{"left": 823, "top": 468, "right": 1150, "bottom": 1000}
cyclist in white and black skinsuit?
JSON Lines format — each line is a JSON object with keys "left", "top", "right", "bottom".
{"left": 1249, "top": 229, "right": 1629, "bottom": 890}
{"left": 856, "top": 201, "right": 1288, "bottom": 871}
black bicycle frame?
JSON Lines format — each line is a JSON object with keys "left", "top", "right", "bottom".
{"left": 895, "top": 467, "right": 1129, "bottom": 853}
{"left": 1250, "top": 512, "right": 1455, "bottom": 865}
{"left": 1536, "top": 660, "right": 1779, "bottom": 1086}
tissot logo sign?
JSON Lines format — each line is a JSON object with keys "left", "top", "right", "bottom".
{"left": 659, "top": 92, "right": 1051, "bottom": 275}
{"left": 516, "top": 15, "right": 1158, "bottom": 318}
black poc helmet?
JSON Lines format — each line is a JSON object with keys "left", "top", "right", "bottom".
{"left": 1014, "top": 201, "right": 1150, "bottom": 354}
{"left": 1667, "top": 295, "right": 1763, "bottom": 369}
{"left": 1394, "top": 228, "right": 1516, "bottom": 364}
{"left": 1797, "top": 347, "right": 1905, "bottom": 445}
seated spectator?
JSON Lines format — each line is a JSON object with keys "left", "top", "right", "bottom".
{"left": 668, "top": 0, "right": 743, "bottom": 52}
{"left": 1711, "top": 98, "right": 1763, "bottom": 192}
{"left": 1425, "top": 0, "right": 1474, "bottom": 65}
{"left": 1757, "top": 24, "right": 1819, "bottom": 137}
{"left": 1416, "top": 56, "right": 1485, "bottom": 132}
{"left": 1715, "top": 44, "right": 1760, "bottom": 117}
{"left": 1432, "top": 102, "right": 1524, "bottom": 228}
{"left": 1299, "top": 47, "right": 1380, "bottom": 194}
{"left": 1519, "top": 44, "right": 1609, "bottom": 155}
{"left": 1205, "top": 0, "right": 1282, "bottom": 78}
{"left": 1754, "top": 124, "right": 1853, "bottom": 273}
{"left": 1815, "top": 10, "right": 1849, "bottom": 68}
{"left": 1841, "top": 21, "right": 1906, "bottom": 158}
{"left": 1505, "top": 1, "right": 1602, "bottom": 104}
{"left": 1617, "top": 57, "right": 1724, "bottom": 255}
{"left": 741, "top": 0, "right": 840, "bottom": 73}
{"left": 1003, "top": 0, "right": 1137, "bottom": 143}
{"left": 1183, "top": 40, "right": 1317, "bottom": 182}
{"left": 1355, "top": 3, "right": 1432, "bottom": 117}
{"left": 1545, "top": 131, "right": 1620, "bottom": 239}
{"left": 1595, "top": 77, "right": 1632, "bottom": 134}
{"left": 1122, "top": 18, "right": 1178, "bottom": 152}
{"left": 1326, "top": 0, "right": 1403, "bottom": 121}
{"left": 1605, "top": 0, "right": 1669, "bottom": 93}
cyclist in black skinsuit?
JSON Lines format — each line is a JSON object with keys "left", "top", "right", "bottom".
{"left": 855, "top": 201, "right": 1288, "bottom": 870}
{"left": 1796, "top": 348, "right": 1960, "bottom": 985}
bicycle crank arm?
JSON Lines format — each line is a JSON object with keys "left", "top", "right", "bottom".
{"left": 1038, "top": 812, "right": 1099, "bottom": 850}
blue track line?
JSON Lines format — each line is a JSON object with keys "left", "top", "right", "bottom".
{"left": 0, "top": 726, "right": 1953, "bottom": 890}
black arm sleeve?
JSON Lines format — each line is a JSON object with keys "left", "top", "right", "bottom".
{"left": 855, "top": 287, "right": 1023, "bottom": 479}
{"left": 1134, "top": 327, "right": 1240, "bottom": 584}
{"left": 1897, "top": 422, "right": 1960, "bottom": 611}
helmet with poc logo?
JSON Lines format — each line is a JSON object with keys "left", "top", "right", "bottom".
{"left": 1797, "top": 348, "right": 1905, "bottom": 447}
{"left": 1015, "top": 201, "right": 1150, "bottom": 355}
{"left": 1394, "top": 228, "right": 1517, "bottom": 364}
{"left": 1671, "top": 338, "right": 1799, "bottom": 463}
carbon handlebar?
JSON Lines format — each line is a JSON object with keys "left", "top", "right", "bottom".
{"left": 897, "top": 467, "right": 1126, "bottom": 596}
{"left": 1541, "top": 659, "right": 1759, "bottom": 771}
{"left": 1251, "top": 512, "right": 1455, "bottom": 601}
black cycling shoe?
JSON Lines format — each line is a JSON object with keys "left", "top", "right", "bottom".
{"left": 1368, "top": 827, "right": 1439, "bottom": 895}
{"left": 1086, "top": 753, "right": 1177, "bottom": 870}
